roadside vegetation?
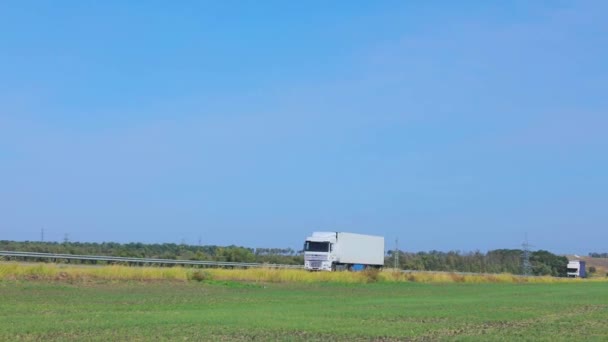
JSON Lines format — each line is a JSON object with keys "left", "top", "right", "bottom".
{"left": 0, "top": 240, "right": 302, "bottom": 265}
{"left": 1, "top": 240, "right": 574, "bottom": 276}
{"left": 1, "top": 262, "right": 602, "bottom": 284}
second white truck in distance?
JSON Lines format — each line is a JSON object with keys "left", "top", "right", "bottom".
{"left": 304, "top": 232, "right": 385, "bottom": 271}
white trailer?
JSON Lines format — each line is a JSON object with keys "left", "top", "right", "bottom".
{"left": 303, "top": 232, "right": 384, "bottom": 271}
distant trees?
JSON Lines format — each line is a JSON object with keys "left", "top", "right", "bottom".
{"left": 0, "top": 240, "right": 303, "bottom": 265}
{"left": 216, "top": 246, "right": 255, "bottom": 263}
{"left": 530, "top": 250, "right": 568, "bottom": 277}
{"left": 0, "top": 240, "right": 572, "bottom": 276}
{"left": 589, "top": 252, "right": 608, "bottom": 258}
{"left": 387, "top": 249, "right": 569, "bottom": 276}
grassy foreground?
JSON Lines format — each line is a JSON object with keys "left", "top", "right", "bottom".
{"left": 1, "top": 263, "right": 608, "bottom": 340}
{"left": 1, "top": 279, "right": 607, "bottom": 341}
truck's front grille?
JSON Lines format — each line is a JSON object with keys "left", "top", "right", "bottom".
{"left": 310, "top": 261, "right": 322, "bottom": 268}
{"left": 305, "top": 254, "right": 327, "bottom": 261}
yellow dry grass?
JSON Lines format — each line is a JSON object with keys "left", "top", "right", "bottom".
{"left": 207, "top": 268, "right": 368, "bottom": 283}
{"left": 1, "top": 262, "right": 605, "bottom": 284}
{"left": 0, "top": 263, "right": 189, "bottom": 282}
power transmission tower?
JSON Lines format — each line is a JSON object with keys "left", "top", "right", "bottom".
{"left": 41, "top": 228, "right": 44, "bottom": 242}
{"left": 394, "top": 238, "right": 399, "bottom": 270}
{"left": 522, "top": 236, "right": 533, "bottom": 276}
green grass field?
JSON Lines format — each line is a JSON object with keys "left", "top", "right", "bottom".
{"left": 1, "top": 279, "right": 607, "bottom": 341}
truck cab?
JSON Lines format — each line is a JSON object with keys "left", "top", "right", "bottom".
{"left": 304, "top": 232, "right": 337, "bottom": 271}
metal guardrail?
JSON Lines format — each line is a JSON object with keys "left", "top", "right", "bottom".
{"left": 0, "top": 250, "right": 304, "bottom": 269}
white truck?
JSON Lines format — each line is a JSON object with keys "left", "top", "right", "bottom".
{"left": 303, "top": 232, "right": 385, "bottom": 271}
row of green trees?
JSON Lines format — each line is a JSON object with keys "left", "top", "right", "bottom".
{"left": 386, "top": 249, "right": 569, "bottom": 276}
{"left": 1, "top": 240, "right": 568, "bottom": 276}
{"left": 589, "top": 252, "right": 608, "bottom": 258}
{"left": 0, "top": 240, "right": 303, "bottom": 265}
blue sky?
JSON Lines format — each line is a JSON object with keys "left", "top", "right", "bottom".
{"left": 1, "top": 1, "right": 606, "bottom": 254}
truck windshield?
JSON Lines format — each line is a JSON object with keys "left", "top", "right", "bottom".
{"left": 304, "top": 241, "right": 329, "bottom": 252}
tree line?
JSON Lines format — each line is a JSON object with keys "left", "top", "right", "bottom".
{"left": 1, "top": 240, "right": 569, "bottom": 276}
{"left": 588, "top": 252, "right": 608, "bottom": 258}
{"left": 0, "top": 240, "right": 303, "bottom": 265}
{"left": 387, "top": 249, "right": 569, "bottom": 277}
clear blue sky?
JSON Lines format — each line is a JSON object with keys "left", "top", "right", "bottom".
{"left": 1, "top": 1, "right": 606, "bottom": 254}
